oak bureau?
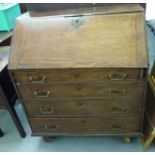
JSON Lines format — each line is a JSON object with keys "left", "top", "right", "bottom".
{"left": 8, "top": 4, "right": 148, "bottom": 142}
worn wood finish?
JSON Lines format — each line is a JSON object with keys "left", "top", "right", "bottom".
{"left": 9, "top": 4, "right": 148, "bottom": 138}
{"left": 24, "top": 98, "right": 143, "bottom": 117}
{"left": 18, "top": 81, "right": 145, "bottom": 99}
{"left": 14, "top": 68, "right": 142, "bottom": 83}
{"left": 30, "top": 117, "right": 141, "bottom": 134}
{"left": 9, "top": 5, "right": 147, "bottom": 70}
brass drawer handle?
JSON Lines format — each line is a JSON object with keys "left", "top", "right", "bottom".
{"left": 34, "top": 90, "right": 51, "bottom": 98}
{"left": 40, "top": 107, "right": 54, "bottom": 114}
{"left": 108, "top": 73, "right": 126, "bottom": 80}
{"left": 44, "top": 125, "right": 59, "bottom": 131}
{"left": 109, "top": 89, "right": 127, "bottom": 95}
{"left": 112, "top": 124, "right": 125, "bottom": 130}
{"left": 28, "top": 75, "right": 46, "bottom": 83}
{"left": 110, "top": 107, "right": 126, "bottom": 113}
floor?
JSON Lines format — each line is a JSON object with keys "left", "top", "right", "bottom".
{"left": 0, "top": 26, "right": 155, "bottom": 152}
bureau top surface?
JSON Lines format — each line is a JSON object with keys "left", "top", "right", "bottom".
{"left": 9, "top": 4, "right": 148, "bottom": 70}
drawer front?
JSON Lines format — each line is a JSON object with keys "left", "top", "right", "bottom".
{"left": 25, "top": 98, "right": 143, "bottom": 117}
{"left": 18, "top": 81, "right": 145, "bottom": 99}
{"left": 14, "top": 68, "right": 140, "bottom": 83}
{"left": 30, "top": 117, "right": 141, "bottom": 134}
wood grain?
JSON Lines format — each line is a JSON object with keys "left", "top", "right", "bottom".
{"left": 18, "top": 81, "right": 145, "bottom": 99}
{"left": 24, "top": 98, "right": 143, "bottom": 117}
{"left": 9, "top": 6, "right": 147, "bottom": 69}
{"left": 29, "top": 117, "right": 141, "bottom": 134}
{"left": 9, "top": 4, "right": 148, "bottom": 137}
{"left": 14, "top": 68, "right": 141, "bottom": 83}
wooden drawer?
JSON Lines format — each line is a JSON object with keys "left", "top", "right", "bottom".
{"left": 18, "top": 81, "right": 145, "bottom": 99}
{"left": 30, "top": 117, "right": 141, "bottom": 134}
{"left": 24, "top": 98, "right": 143, "bottom": 117}
{"left": 13, "top": 68, "right": 142, "bottom": 83}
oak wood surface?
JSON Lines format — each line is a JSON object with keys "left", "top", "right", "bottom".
{"left": 9, "top": 5, "right": 147, "bottom": 69}
{"left": 9, "top": 4, "right": 148, "bottom": 137}
{"left": 14, "top": 68, "right": 142, "bottom": 83}
{"left": 24, "top": 98, "right": 143, "bottom": 117}
{"left": 29, "top": 117, "right": 141, "bottom": 134}
{"left": 18, "top": 81, "right": 145, "bottom": 99}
